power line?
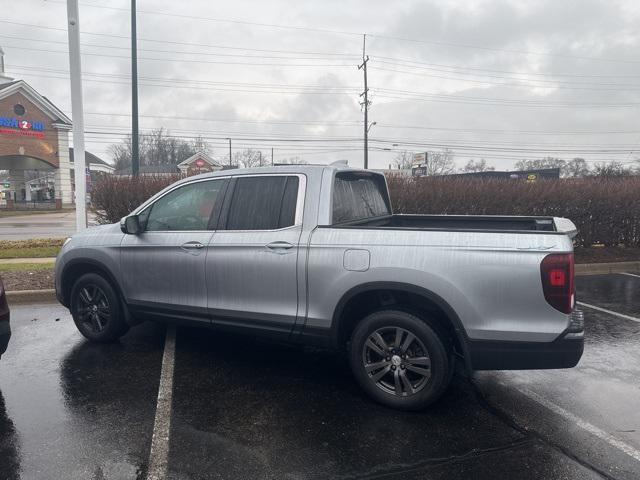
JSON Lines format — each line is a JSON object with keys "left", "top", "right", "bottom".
{"left": 0, "top": 21, "right": 357, "bottom": 56}
{"left": 46, "top": 0, "right": 363, "bottom": 37}
{"left": 80, "top": 128, "right": 640, "bottom": 150}
{"left": 369, "top": 65, "right": 640, "bottom": 91}
{"left": 81, "top": 111, "right": 363, "bottom": 126}
{"left": 372, "top": 59, "right": 640, "bottom": 88}
{"left": 0, "top": 33, "right": 360, "bottom": 61}
{"left": 39, "top": 126, "right": 640, "bottom": 153}
{"left": 370, "top": 92, "right": 640, "bottom": 108}
{"left": 13, "top": 69, "right": 639, "bottom": 108}
{"left": 2, "top": 44, "right": 354, "bottom": 67}
{"left": 9, "top": 64, "right": 360, "bottom": 90}
{"left": 37, "top": 2, "right": 640, "bottom": 64}
{"left": 371, "top": 55, "right": 640, "bottom": 79}
{"left": 10, "top": 70, "right": 361, "bottom": 96}
{"left": 67, "top": 112, "right": 640, "bottom": 136}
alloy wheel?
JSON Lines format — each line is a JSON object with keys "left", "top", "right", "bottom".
{"left": 362, "top": 326, "right": 431, "bottom": 397}
{"left": 75, "top": 284, "right": 111, "bottom": 334}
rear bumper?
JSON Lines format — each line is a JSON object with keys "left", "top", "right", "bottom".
{"left": 469, "top": 335, "right": 583, "bottom": 370}
{"left": 468, "top": 309, "right": 584, "bottom": 370}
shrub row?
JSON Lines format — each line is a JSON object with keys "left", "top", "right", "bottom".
{"left": 91, "top": 173, "right": 640, "bottom": 247}
{"left": 386, "top": 175, "right": 640, "bottom": 247}
{"left": 91, "top": 174, "right": 181, "bottom": 224}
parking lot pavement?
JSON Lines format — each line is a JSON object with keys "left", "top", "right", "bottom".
{"left": 166, "top": 329, "right": 601, "bottom": 480}
{"left": 576, "top": 272, "right": 640, "bottom": 318}
{"left": 475, "top": 273, "right": 640, "bottom": 480}
{"left": 1, "top": 272, "right": 639, "bottom": 480}
{"left": 0, "top": 303, "right": 166, "bottom": 480}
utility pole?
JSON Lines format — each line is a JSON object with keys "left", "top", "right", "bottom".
{"left": 228, "top": 138, "right": 232, "bottom": 166}
{"left": 259, "top": 150, "right": 262, "bottom": 166}
{"left": 271, "top": 147, "right": 274, "bottom": 165}
{"left": 131, "top": 0, "right": 139, "bottom": 176}
{"left": 66, "top": 0, "right": 87, "bottom": 230}
{"left": 358, "top": 34, "right": 370, "bottom": 169}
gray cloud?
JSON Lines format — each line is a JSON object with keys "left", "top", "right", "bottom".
{"left": 1, "top": 0, "right": 639, "bottom": 168}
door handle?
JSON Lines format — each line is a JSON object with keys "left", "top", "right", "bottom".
{"left": 181, "top": 241, "right": 204, "bottom": 251}
{"left": 265, "top": 241, "right": 294, "bottom": 250}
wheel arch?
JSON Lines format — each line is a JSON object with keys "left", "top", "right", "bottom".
{"left": 331, "top": 282, "right": 472, "bottom": 372}
{"left": 60, "top": 259, "right": 133, "bottom": 322}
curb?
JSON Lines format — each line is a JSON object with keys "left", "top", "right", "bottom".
{"left": 575, "top": 261, "right": 640, "bottom": 276}
{"left": 6, "top": 289, "right": 57, "bottom": 305}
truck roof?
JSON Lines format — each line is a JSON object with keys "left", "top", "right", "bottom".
{"left": 183, "top": 162, "right": 371, "bottom": 182}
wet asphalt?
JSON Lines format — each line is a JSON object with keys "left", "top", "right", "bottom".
{"left": 0, "top": 273, "right": 638, "bottom": 480}
{"left": 0, "top": 211, "right": 99, "bottom": 240}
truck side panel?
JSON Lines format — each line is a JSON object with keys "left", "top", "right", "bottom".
{"left": 305, "top": 227, "right": 574, "bottom": 344}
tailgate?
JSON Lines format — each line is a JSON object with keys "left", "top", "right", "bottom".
{"left": 553, "top": 217, "right": 578, "bottom": 238}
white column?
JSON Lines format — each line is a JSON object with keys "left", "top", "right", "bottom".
{"left": 66, "top": 0, "right": 87, "bottom": 230}
{"left": 56, "top": 130, "right": 74, "bottom": 207}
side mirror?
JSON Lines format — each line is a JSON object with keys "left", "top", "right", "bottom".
{"left": 120, "top": 215, "right": 141, "bottom": 235}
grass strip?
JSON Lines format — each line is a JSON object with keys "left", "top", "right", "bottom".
{"left": 0, "top": 246, "right": 61, "bottom": 259}
{"left": 0, "top": 262, "right": 55, "bottom": 272}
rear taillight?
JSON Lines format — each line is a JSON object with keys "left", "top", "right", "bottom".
{"left": 540, "top": 253, "right": 575, "bottom": 314}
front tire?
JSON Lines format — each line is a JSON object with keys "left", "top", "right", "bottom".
{"left": 349, "top": 309, "right": 452, "bottom": 410}
{"left": 70, "top": 273, "right": 129, "bottom": 342}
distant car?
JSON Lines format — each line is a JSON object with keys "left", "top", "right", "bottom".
{"left": 0, "top": 276, "right": 10, "bottom": 359}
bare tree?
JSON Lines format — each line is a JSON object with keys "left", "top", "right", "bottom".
{"left": 275, "top": 156, "right": 308, "bottom": 165}
{"left": 564, "top": 158, "right": 590, "bottom": 178}
{"left": 462, "top": 159, "right": 495, "bottom": 173}
{"left": 424, "top": 148, "right": 455, "bottom": 176}
{"left": 514, "top": 157, "right": 566, "bottom": 174}
{"left": 392, "top": 150, "right": 413, "bottom": 170}
{"left": 233, "top": 149, "right": 269, "bottom": 168}
{"left": 192, "top": 135, "right": 210, "bottom": 152}
{"left": 590, "top": 161, "right": 635, "bottom": 177}
{"left": 110, "top": 128, "right": 197, "bottom": 170}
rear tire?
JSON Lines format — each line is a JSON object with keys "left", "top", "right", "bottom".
{"left": 70, "top": 273, "right": 129, "bottom": 342}
{"left": 349, "top": 309, "right": 452, "bottom": 410}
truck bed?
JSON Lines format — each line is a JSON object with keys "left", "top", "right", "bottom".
{"left": 333, "top": 214, "right": 559, "bottom": 233}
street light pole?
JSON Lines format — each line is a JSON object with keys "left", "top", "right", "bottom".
{"left": 358, "top": 34, "right": 370, "bottom": 170}
{"left": 66, "top": 0, "right": 87, "bottom": 230}
{"left": 131, "top": 0, "right": 139, "bottom": 177}
{"left": 228, "top": 138, "right": 232, "bottom": 166}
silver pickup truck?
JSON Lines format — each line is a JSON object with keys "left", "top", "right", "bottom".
{"left": 55, "top": 163, "right": 583, "bottom": 410}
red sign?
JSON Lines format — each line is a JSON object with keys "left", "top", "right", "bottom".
{"left": 0, "top": 127, "right": 45, "bottom": 139}
{"left": 195, "top": 158, "right": 205, "bottom": 168}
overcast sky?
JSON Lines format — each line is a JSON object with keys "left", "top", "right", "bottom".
{"left": 1, "top": 0, "right": 640, "bottom": 170}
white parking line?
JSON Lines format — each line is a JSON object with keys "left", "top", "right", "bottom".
{"left": 577, "top": 301, "right": 640, "bottom": 324}
{"left": 509, "top": 384, "right": 640, "bottom": 463}
{"left": 620, "top": 272, "right": 640, "bottom": 279}
{"left": 147, "top": 325, "right": 176, "bottom": 480}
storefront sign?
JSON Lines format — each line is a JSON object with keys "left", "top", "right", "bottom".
{"left": 0, "top": 116, "right": 46, "bottom": 138}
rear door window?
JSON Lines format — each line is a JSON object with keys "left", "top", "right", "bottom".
{"left": 332, "top": 172, "right": 390, "bottom": 224}
{"left": 224, "top": 175, "right": 300, "bottom": 230}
